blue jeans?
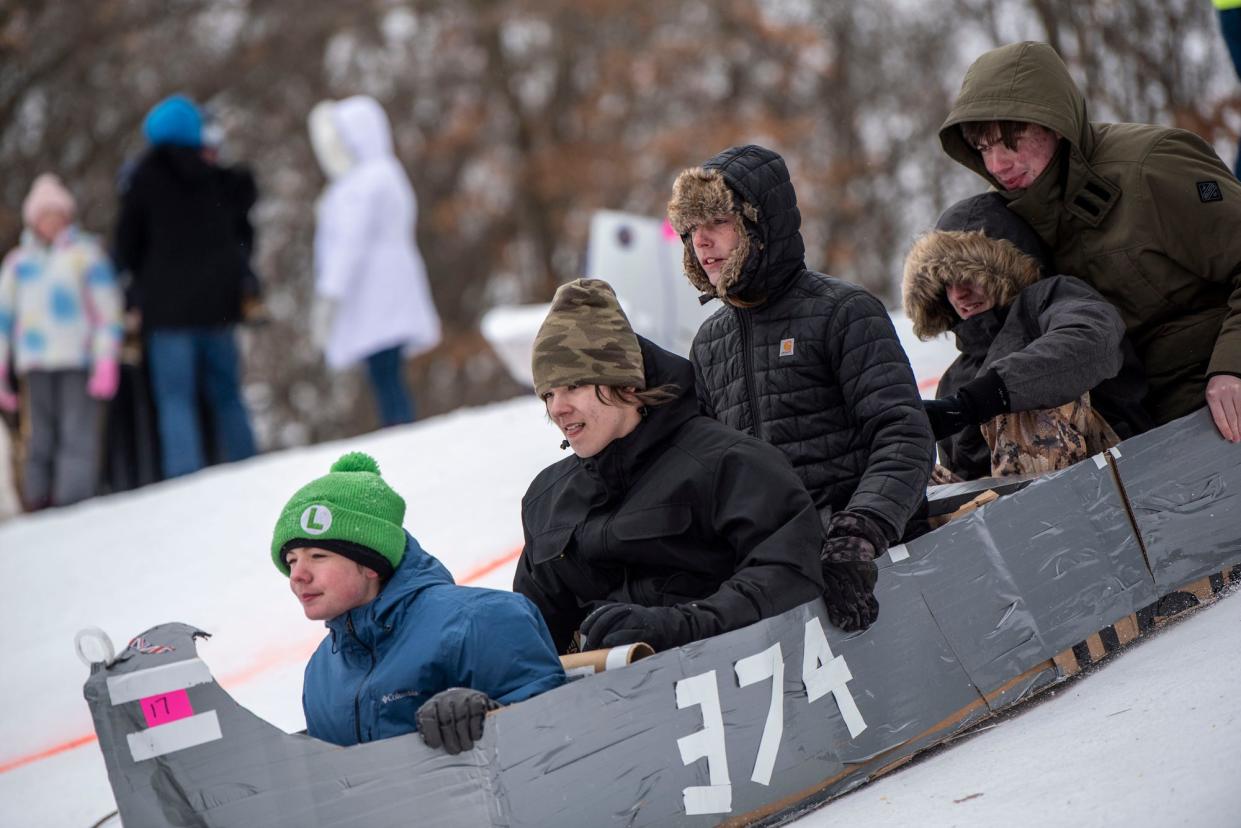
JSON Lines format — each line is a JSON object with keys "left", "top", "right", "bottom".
{"left": 365, "top": 345, "right": 415, "bottom": 426}
{"left": 146, "top": 327, "right": 257, "bottom": 478}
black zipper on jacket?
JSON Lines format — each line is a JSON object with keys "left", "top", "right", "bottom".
{"left": 345, "top": 613, "right": 376, "bottom": 745}
{"left": 737, "top": 308, "right": 764, "bottom": 440}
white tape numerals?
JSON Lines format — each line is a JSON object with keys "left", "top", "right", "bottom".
{"left": 675, "top": 671, "right": 733, "bottom": 815}
{"left": 735, "top": 642, "right": 784, "bottom": 786}
{"left": 802, "top": 617, "right": 867, "bottom": 738}
{"left": 675, "top": 617, "right": 867, "bottom": 816}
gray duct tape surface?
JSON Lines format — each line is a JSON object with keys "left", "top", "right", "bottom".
{"left": 1110, "top": 410, "right": 1241, "bottom": 591}
{"left": 83, "top": 410, "right": 1241, "bottom": 827}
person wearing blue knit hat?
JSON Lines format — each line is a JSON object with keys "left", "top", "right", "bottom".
{"left": 114, "top": 94, "right": 257, "bottom": 479}
{"left": 142, "top": 95, "right": 204, "bottom": 148}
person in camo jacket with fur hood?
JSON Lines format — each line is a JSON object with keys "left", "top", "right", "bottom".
{"left": 903, "top": 192, "right": 1151, "bottom": 480}
{"left": 667, "top": 145, "right": 935, "bottom": 633}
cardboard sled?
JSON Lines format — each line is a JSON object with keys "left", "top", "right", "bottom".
{"left": 82, "top": 410, "right": 1241, "bottom": 827}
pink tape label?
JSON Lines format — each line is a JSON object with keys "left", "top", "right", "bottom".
{"left": 140, "top": 689, "right": 194, "bottom": 727}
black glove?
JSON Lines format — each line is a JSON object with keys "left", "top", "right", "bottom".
{"left": 416, "top": 687, "right": 499, "bottom": 755}
{"left": 924, "top": 369, "right": 1010, "bottom": 439}
{"left": 579, "top": 603, "right": 691, "bottom": 652}
{"left": 820, "top": 511, "right": 888, "bottom": 632}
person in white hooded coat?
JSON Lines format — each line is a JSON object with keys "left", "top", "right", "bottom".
{"left": 309, "top": 96, "right": 441, "bottom": 426}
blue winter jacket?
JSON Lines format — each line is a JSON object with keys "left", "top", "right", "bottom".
{"left": 302, "top": 532, "right": 565, "bottom": 747}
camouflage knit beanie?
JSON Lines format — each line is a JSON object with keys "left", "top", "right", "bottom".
{"left": 666, "top": 166, "right": 757, "bottom": 299}
{"left": 271, "top": 452, "right": 406, "bottom": 578}
{"left": 531, "top": 278, "right": 646, "bottom": 399}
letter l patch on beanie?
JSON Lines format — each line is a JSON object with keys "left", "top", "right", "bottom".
{"left": 301, "top": 505, "right": 332, "bottom": 535}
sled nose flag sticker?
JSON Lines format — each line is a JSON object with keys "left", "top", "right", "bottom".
{"left": 107, "top": 658, "right": 222, "bottom": 762}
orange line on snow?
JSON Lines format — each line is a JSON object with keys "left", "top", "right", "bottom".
{"left": 0, "top": 734, "right": 97, "bottom": 775}
{"left": 458, "top": 546, "right": 523, "bottom": 584}
{"left": 0, "top": 546, "right": 525, "bottom": 776}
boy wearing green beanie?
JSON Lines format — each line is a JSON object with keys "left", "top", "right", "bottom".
{"left": 273, "top": 451, "right": 564, "bottom": 753}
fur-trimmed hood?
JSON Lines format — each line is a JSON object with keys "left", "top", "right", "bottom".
{"left": 666, "top": 167, "right": 756, "bottom": 298}
{"left": 902, "top": 229, "right": 1041, "bottom": 340}
{"left": 904, "top": 192, "right": 1050, "bottom": 340}
{"left": 666, "top": 145, "right": 805, "bottom": 304}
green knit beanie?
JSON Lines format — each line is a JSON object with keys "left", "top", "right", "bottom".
{"left": 271, "top": 452, "right": 407, "bottom": 577}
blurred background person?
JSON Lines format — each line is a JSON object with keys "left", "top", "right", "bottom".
{"left": 201, "top": 111, "right": 269, "bottom": 326}
{"left": 114, "top": 94, "right": 257, "bottom": 479}
{"left": 309, "top": 95, "right": 441, "bottom": 427}
{"left": 0, "top": 173, "right": 123, "bottom": 509}
{"left": 1219, "top": 0, "right": 1241, "bottom": 174}
{"left": 102, "top": 175, "right": 162, "bottom": 497}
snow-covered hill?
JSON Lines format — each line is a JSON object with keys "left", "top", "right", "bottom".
{"left": 1, "top": 387, "right": 1237, "bottom": 827}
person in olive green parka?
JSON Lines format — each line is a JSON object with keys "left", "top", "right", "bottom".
{"left": 939, "top": 41, "right": 1241, "bottom": 441}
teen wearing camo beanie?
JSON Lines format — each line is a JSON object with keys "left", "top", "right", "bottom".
{"left": 275, "top": 451, "right": 564, "bottom": 754}
{"left": 515, "top": 278, "right": 825, "bottom": 655}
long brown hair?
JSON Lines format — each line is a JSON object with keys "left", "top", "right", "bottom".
{"left": 595, "top": 384, "right": 680, "bottom": 408}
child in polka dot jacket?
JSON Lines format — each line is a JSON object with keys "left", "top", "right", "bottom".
{"left": 0, "top": 173, "right": 123, "bottom": 508}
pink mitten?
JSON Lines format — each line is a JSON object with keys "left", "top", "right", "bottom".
{"left": 87, "top": 358, "right": 120, "bottom": 401}
{"left": 0, "top": 366, "right": 16, "bottom": 413}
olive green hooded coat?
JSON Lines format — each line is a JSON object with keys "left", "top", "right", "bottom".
{"left": 940, "top": 41, "right": 1241, "bottom": 424}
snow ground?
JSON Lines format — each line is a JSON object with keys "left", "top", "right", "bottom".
{"left": 0, "top": 333, "right": 1237, "bottom": 827}
{"left": 793, "top": 590, "right": 1241, "bottom": 828}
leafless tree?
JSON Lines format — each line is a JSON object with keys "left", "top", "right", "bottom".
{"left": 1, "top": 0, "right": 1233, "bottom": 460}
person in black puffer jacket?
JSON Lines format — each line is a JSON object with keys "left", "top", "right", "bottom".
{"left": 903, "top": 192, "right": 1152, "bottom": 480}
{"left": 514, "top": 279, "right": 827, "bottom": 652}
{"left": 666, "top": 145, "right": 935, "bottom": 632}
{"left": 114, "top": 94, "right": 256, "bottom": 480}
